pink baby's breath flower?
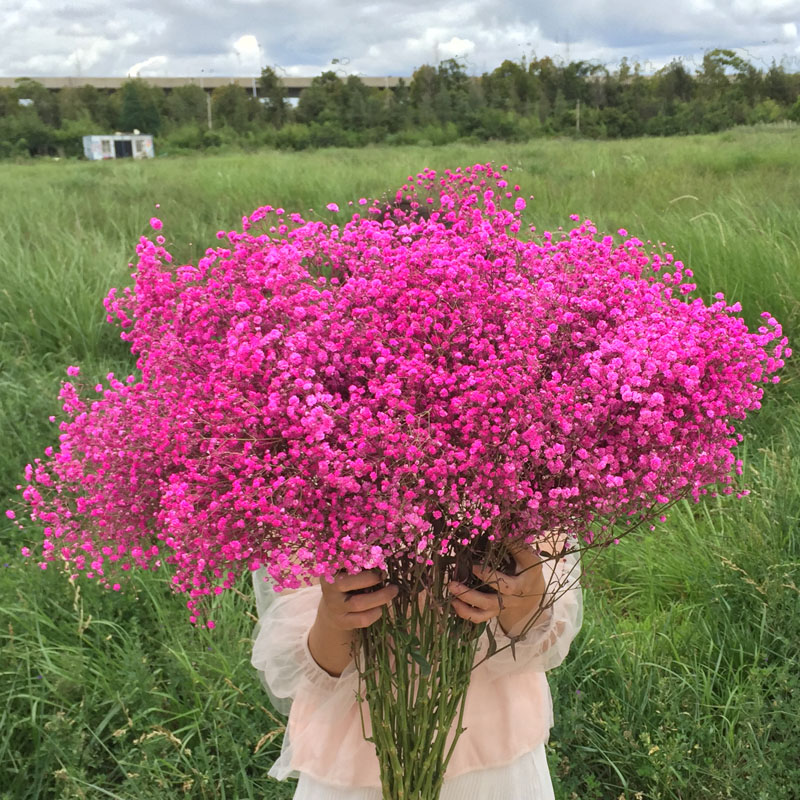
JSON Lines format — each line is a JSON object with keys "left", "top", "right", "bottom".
{"left": 15, "top": 161, "right": 788, "bottom": 623}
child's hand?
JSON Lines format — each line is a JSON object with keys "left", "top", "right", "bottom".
{"left": 447, "top": 547, "right": 546, "bottom": 631}
{"left": 319, "top": 570, "right": 399, "bottom": 631}
{"left": 309, "top": 571, "right": 399, "bottom": 677}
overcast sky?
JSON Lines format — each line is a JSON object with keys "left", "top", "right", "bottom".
{"left": 1, "top": 0, "right": 799, "bottom": 79}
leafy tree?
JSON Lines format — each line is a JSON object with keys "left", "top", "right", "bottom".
{"left": 0, "top": 87, "right": 20, "bottom": 117}
{"left": 560, "top": 60, "right": 599, "bottom": 103}
{"left": 14, "top": 79, "right": 61, "bottom": 127}
{"left": 211, "top": 84, "right": 258, "bottom": 132}
{"left": 296, "top": 71, "right": 342, "bottom": 125}
{"left": 436, "top": 59, "right": 473, "bottom": 130}
{"left": 0, "top": 108, "right": 56, "bottom": 155}
{"left": 654, "top": 60, "right": 695, "bottom": 108}
{"left": 482, "top": 59, "right": 537, "bottom": 114}
{"left": 763, "top": 62, "right": 795, "bottom": 106}
{"left": 57, "top": 87, "right": 88, "bottom": 121}
{"left": 384, "top": 78, "right": 411, "bottom": 131}
{"left": 529, "top": 56, "right": 562, "bottom": 111}
{"left": 73, "top": 85, "right": 115, "bottom": 129}
{"left": 749, "top": 98, "right": 783, "bottom": 123}
{"left": 694, "top": 49, "right": 760, "bottom": 129}
{"left": 340, "top": 75, "right": 383, "bottom": 130}
{"left": 733, "top": 61, "right": 763, "bottom": 106}
{"left": 259, "top": 67, "right": 289, "bottom": 127}
{"left": 117, "top": 79, "right": 163, "bottom": 133}
{"left": 164, "top": 84, "right": 208, "bottom": 128}
{"left": 409, "top": 64, "right": 439, "bottom": 126}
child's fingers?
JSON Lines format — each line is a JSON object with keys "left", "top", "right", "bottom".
{"left": 471, "top": 565, "right": 522, "bottom": 596}
{"left": 342, "top": 584, "right": 398, "bottom": 613}
{"left": 448, "top": 582, "right": 501, "bottom": 615}
{"left": 450, "top": 597, "right": 499, "bottom": 624}
{"left": 343, "top": 605, "right": 385, "bottom": 630}
{"left": 331, "top": 569, "right": 384, "bottom": 594}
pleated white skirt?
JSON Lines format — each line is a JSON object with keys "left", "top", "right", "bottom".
{"left": 292, "top": 741, "right": 555, "bottom": 800}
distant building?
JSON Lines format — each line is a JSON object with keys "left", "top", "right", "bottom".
{"left": 83, "top": 133, "right": 155, "bottom": 160}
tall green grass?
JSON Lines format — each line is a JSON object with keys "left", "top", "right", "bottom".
{"left": 1, "top": 127, "right": 798, "bottom": 799}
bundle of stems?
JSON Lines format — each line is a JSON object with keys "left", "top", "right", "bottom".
{"left": 354, "top": 536, "right": 554, "bottom": 800}
{"left": 356, "top": 554, "right": 482, "bottom": 800}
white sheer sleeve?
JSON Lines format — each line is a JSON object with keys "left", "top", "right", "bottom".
{"left": 250, "top": 569, "right": 343, "bottom": 715}
{"left": 251, "top": 569, "right": 367, "bottom": 784}
{"left": 482, "top": 545, "right": 583, "bottom": 677}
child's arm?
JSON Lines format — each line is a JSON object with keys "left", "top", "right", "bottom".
{"left": 309, "top": 570, "right": 398, "bottom": 677}
{"left": 251, "top": 569, "right": 399, "bottom": 710}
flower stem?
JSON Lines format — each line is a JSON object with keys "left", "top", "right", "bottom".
{"left": 356, "top": 558, "right": 483, "bottom": 800}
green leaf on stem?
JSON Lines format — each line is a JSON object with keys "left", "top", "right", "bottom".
{"left": 485, "top": 622, "right": 498, "bottom": 658}
{"left": 410, "top": 648, "right": 432, "bottom": 677}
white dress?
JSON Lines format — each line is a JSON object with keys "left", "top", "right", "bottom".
{"left": 251, "top": 549, "right": 583, "bottom": 800}
{"left": 293, "top": 745, "right": 556, "bottom": 800}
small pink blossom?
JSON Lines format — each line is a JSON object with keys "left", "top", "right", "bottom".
{"left": 149, "top": 217, "right": 163, "bottom": 231}
{"left": 66, "top": 366, "right": 80, "bottom": 377}
{"left": 326, "top": 203, "right": 339, "bottom": 212}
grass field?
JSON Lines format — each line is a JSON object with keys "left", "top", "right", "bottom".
{"left": 1, "top": 127, "right": 799, "bottom": 799}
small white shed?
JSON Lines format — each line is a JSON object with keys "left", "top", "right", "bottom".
{"left": 83, "top": 133, "right": 155, "bottom": 160}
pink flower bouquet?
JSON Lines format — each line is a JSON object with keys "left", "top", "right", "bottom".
{"left": 14, "top": 163, "right": 789, "bottom": 799}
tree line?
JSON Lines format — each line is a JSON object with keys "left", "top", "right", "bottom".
{"left": 2, "top": 49, "right": 799, "bottom": 157}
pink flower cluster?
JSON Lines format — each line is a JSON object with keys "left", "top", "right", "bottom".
{"left": 15, "top": 163, "right": 789, "bottom": 622}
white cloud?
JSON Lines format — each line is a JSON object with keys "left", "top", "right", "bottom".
{"left": 127, "top": 55, "right": 168, "bottom": 77}
{"left": 438, "top": 37, "right": 476, "bottom": 59}
{"left": 732, "top": 0, "right": 800, "bottom": 13}
{"left": 233, "top": 34, "right": 260, "bottom": 57}
{"left": 0, "top": 0, "right": 799, "bottom": 79}
{"left": 232, "top": 34, "right": 262, "bottom": 72}
{"left": 66, "top": 38, "right": 114, "bottom": 72}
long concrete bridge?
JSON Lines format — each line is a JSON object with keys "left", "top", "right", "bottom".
{"left": 0, "top": 76, "right": 409, "bottom": 99}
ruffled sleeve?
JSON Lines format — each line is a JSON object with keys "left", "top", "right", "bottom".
{"left": 250, "top": 569, "right": 375, "bottom": 786}
{"left": 482, "top": 545, "right": 583, "bottom": 678}
{"left": 250, "top": 570, "right": 346, "bottom": 714}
